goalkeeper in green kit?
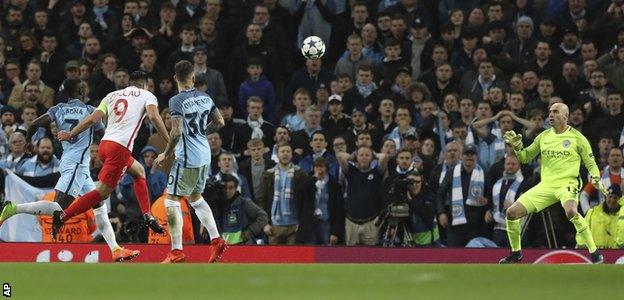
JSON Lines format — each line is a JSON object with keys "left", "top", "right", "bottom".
{"left": 500, "top": 103, "right": 606, "bottom": 264}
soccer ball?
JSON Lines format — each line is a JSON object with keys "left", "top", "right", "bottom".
{"left": 301, "top": 36, "right": 326, "bottom": 60}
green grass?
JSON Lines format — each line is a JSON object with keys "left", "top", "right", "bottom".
{"left": 0, "top": 263, "right": 619, "bottom": 300}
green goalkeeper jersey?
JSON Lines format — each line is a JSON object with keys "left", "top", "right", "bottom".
{"left": 515, "top": 126, "right": 600, "bottom": 187}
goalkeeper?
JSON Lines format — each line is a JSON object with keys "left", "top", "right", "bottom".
{"left": 499, "top": 103, "right": 606, "bottom": 264}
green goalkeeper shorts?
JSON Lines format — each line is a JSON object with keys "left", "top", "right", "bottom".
{"left": 517, "top": 183, "right": 580, "bottom": 213}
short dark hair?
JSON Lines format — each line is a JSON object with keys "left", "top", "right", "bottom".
{"left": 377, "top": 11, "right": 390, "bottom": 19}
{"left": 309, "top": 130, "right": 326, "bottom": 142}
{"left": 174, "top": 60, "right": 194, "bottom": 82}
{"left": 247, "top": 57, "right": 262, "bottom": 68}
{"left": 313, "top": 157, "right": 329, "bottom": 169}
{"left": 181, "top": 24, "right": 195, "bottom": 32}
{"left": 42, "top": 30, "right": 57, "bottom": 39}
{"left": 451, "top": 120, "right": 467, "bottom": 129}
{"left": 129, "top": 70, "right": 148, "bottom": 85}
{"left": 62, "top": 78, "right": 83, "bottom": 99}
{"left": 221, "top": 173, "right": 240, "bottom": 185}
{"left": 384, "top": 37, "right": 401, "bottom": 48}
{"left": 357, "top": 63, "right": 373, "bottom": 73}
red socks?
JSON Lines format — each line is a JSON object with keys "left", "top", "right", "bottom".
{"left": 62, "top": 190, "right": 102, "bottom": 221}
{"left": 133, "top": 177, "right": 151, "bottom": 214}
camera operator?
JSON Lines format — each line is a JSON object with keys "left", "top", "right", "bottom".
{"left": 405, "top": 171, "right": 440, "bottom": 246}
{"left": 379, "top": 170, "right": 439, "bottom": 247}
{"left": 212, "top": 174, "right": 268, "bottom": 245}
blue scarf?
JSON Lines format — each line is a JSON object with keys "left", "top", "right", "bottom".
{"left": 387, "top": 126, "right": 417, "bottom": 149}
{"left": 356, "top": 82, "right": 377, "bottom": 98}
{"left": 93, "top": 6, "right": 109, "bottom": 29}
{"left": 451, "top": 163, "right": 485, "bottom": 226}
{"left": 271, "top": 164, "right": 297, "bottom": 225}
{"left": 598, "top": 166, "right": 624, "bottom": 203}
{"left": 314, "top": 176, "right": 330, "bottom": 221}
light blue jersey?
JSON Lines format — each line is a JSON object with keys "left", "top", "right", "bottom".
{"left": 169, "top": 88, "right": 214, "bottom": 168}
{"left": 47, "top": 99, "right": 104, "bottom": 197}
{"left": 48, "top": 99, "right": 104, "bottom": 168}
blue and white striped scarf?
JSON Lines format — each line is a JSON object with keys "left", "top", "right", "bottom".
{"left": 271, "top": 164, "right": 296, "bottom": 224}
{"left": 314, "top": 175, "right": 330, "bottom": 221}
{"left": 492, "top": 172, "right": 523, "bottom": 230}
{"left": 387, "top": 126, "right": 417, "bottom": 149}
{"left": 598, "top": 166, "right": 624, "bottom": 203}
{"left": 451, "top": 163, "right": 485, "bottom": 226}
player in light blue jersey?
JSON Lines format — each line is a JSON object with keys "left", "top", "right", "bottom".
{"left": 0, "top": 79, "right": 139, "bottom": 261}
{"left": 154, "top": 60, "right": 227, "bottom": 263}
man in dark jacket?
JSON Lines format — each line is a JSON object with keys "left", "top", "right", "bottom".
{"left": 256, "top": 143, "right": 309, "bottom": 245}
{"left": 213, "top": 174, "right": 268, "bottom": 245}
{"left": 298, "top": 158, "right": 344, "bottom": 245}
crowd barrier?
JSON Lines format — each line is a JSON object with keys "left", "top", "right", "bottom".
{"left": 1, "top": 243, "right": 623, "bottom": 264}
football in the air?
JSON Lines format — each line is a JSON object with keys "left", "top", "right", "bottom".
{"left": 301, "top": 36, "right": 326, "bottom": 60}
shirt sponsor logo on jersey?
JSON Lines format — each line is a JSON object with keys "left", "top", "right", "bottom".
{"left": 541, "top": 150, "right": 571, "bottom": 158}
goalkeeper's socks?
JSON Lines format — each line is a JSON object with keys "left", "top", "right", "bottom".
{"left": 133, "top": 177, "right": 151, "bottom": 214}
{"left": 506, "top": 218, "right": 522, "bottom": 252}
{"left": 570, "top": 214, "right": 598, "bottom": 253}
{"left": 165, "top": 199, "right": 183, "bottom": 250}
{"left": 190, "top": 197, "right": 220, "bottom": 240}
{"left": 93, "top": 204, "right": 119, "bottom": 251}
{"left": 16, "top": 201, "right": 61, "bottom": 215}
{"left": 62, "top": 190, "right": 102, "bottom": 221}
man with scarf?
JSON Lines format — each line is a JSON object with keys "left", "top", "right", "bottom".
{"left": 214, "top": 174, "right": 268, "bottom": 245}
{"left": 232, "top": 96, "right": 275, "bottom": 156}
{"left": 342, "top": 64, "right": 377, "bottom": 114}
{"left": 299, "top": 158, "right": 344, "bottom": 245}
{"left": 257, "top": 143, "right": 308, "bottom": 245}
{"left": 436, "top": 144, "right": 492, "bottom": 247}
{"left": 386, "top": 106, "right": 418, "bottom": 150}
{"left": 470, "top": 105, "right": 508, "bottom": 169}
{"left": 430, "top": 141, "right": 462, "bottom": 191}
{"left": 291, "top": 105, "right": 324, "bottom": 157}
{"left": 580, "top": 147, "right": 624, "bottom": 214}
{"left": 488, "top": 155, "right": 529, "bottom": 247}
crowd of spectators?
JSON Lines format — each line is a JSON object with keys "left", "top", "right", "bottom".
{"left": 1, "top": 0, "right": 624, "bottom": 248}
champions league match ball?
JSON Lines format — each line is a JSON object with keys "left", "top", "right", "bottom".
{"left": 301, "top": 36, "right": 326, "bottom": 60}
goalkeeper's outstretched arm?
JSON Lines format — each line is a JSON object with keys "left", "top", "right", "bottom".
{"left": 505, "top": 130, "right": 542, "bottom": 164}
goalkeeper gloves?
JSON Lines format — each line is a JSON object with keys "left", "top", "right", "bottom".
{"left": 503, "top": 130, "right": 523, "bottom": 151}
{"left": 590, "top": 176, "right": 609, "bottom": 197}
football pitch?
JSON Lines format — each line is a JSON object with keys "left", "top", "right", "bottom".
{"left": 0, "top": 263, "right": 619, "bottom": 300}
